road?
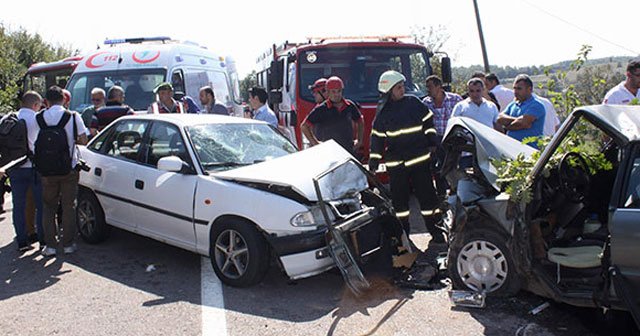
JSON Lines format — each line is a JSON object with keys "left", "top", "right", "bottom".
{"left": 0, "top": 196, "right": 624, "bottom": 336}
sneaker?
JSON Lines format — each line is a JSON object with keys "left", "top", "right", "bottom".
{"left": 41, "top": 246, "right": 56, "bottom": 257}
{"left": 63, "top": 244, "right": 77, "bottom": 254}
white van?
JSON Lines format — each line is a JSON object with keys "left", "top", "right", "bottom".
{"left": 66, "top": 37, "right": 242, "bottom": 116}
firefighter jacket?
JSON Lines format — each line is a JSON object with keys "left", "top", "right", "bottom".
{"left": 369, "top": 95, "right": 438, "bottom": 171}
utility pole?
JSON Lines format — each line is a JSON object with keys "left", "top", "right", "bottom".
{"left": 472, "top": 0, "right": 490, "bottom": 73}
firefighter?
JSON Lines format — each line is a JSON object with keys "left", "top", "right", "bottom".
{"left": 369, "top": 70, "right": 445, "bottom": 244}
{"left": 308, "top": 78, "right": 327, "bottom": 104}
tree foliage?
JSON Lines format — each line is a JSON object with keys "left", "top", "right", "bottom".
{"left": 0, "top": 23, "right": 75, "bottom": 113}
{"left": 238, "top": 70, "right": 257, "bottom": 103}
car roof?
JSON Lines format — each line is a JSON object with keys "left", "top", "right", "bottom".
{"left": 119, "top": 113, "right": 268, "bottom": 127}
{"left": 575, "top": 105, "right": 640, "bottom": 142}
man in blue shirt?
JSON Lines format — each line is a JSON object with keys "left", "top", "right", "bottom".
{"left": 497, "top": 74, "right": 545, "bottom": 148}
{"left": 248, "top": 86, "right": 278, "bottom": 127}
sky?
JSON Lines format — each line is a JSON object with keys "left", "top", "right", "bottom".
{"left": 1, "top": 0, "right": 638, "bottom": 77}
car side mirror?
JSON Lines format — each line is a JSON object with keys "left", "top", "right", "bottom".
{"left": 158, "top": 156, "right": 185, "bottom": 172}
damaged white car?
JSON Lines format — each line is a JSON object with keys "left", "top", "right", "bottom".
{"left": 442, "top": 106, "right": 640, "bottom": 325}
{"left": 77, "top": 114, "right": 403, "bottom": 290}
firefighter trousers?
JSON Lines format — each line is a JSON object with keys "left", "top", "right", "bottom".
{"left": 388, "top": 161, "right": 443, "bottom": 238}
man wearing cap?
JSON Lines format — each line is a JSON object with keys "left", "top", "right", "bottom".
{"left": 148, "top": 82, "right": 186, "bottom": 114}
{"left": 300, "top": 76, "right": 364, "bottom": 156}
{"left": 309, "top": 78, "right": 327, "bottom": 105}
{"left": 603, "top": 58, "right": 640, "bottom": 105}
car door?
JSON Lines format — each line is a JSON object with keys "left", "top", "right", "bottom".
{"left": 87, "top": 119, "right": 149, "bottom": 229}
{"left": 610, "top": 143, "right": 640, "bottom": 314}
{"left": 131, "top": 121, "right": 198, "bottom": 250}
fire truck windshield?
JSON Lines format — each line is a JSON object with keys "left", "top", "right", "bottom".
{"left": 66, "top": 69, "right": 166, "bottom": 112}
{"left": 298, "top": 47, "right": 430, "bottom": 103}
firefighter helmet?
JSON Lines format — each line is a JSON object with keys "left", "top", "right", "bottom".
{"left": 308, "top": 78, "right": 327, "bottom": 92}
{"left": 378, "top": 70, "right": 406, "bottom": 93}
{"left": 326, "top": 76, "right": 344, "bottom": 90}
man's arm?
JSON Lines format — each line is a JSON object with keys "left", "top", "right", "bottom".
{"left": 505, "top": 114, "right": 537, "bottom": 131}
{"left": 353, "top": 116, "right": 364, "bottom": 150}
{"left": 301, "top": 121, "right": 321, "bottom": 146}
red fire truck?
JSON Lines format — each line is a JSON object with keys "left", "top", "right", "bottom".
{"left": 22, "top": 55, "right": 83, "bottom": 97}
{"left": 256, "top": 36, "right": 451, "bottom": 164}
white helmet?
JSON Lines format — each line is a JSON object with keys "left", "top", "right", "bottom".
{"left": 378, "top": 70, "right": 406, "bottom": 93}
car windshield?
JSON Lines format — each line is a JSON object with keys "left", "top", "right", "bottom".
{"left": 187, "top": 123, "right": 297, "bottom": 171}
{"left": 66, "top": 69, "right": 166, "bottom": 112}
{"left": 298, "top": 46, "right": 430, "bottom": 103}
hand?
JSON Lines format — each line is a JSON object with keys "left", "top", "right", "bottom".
{"left": 353, "top": 139, "right": 364, "bottom": 151}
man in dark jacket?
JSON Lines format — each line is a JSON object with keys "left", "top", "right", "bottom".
{"left": 370, "top": 70, "right": 445, "bottom": 244}
{"left": 92, "top": 86, "right": 134, "bottom": 132}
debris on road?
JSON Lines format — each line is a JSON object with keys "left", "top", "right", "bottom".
{"left": 146, "top": 264, "right": 156, "bottom": 273}
{"left": 449, "top": 290, "right": 486, "bottom": 308}
{"left": 529, "top": 301, "right": 550, "bottom": 315}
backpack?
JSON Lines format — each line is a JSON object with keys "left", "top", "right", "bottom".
{"left": 0, "top": 112, "right": 29, "bottom": 169}
{"left": 34, "top": 111, "right": 76, "bottom": 176}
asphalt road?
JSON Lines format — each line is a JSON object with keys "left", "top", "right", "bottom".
{"left": 0, "top": 196, "right": 632, "bottom": 336}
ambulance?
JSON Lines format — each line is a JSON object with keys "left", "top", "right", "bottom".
{"left": 66, "top": 37, "right": 242, "bottom": 115}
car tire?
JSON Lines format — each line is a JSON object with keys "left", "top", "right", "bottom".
{"left": 209, "top": 219, "right": 270, "bottom": 287}
{"left": 77, "top": 189, "right": 110, "bottom": 244}
{"left": 448, "top": 229, "right": 520, "bottom": 296}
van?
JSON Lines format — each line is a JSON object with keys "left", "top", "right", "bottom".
{"left": 66, "top": 37, "right": 242, "bottom": 116}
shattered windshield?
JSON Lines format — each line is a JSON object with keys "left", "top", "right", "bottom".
{"left": 187, "top": 123, "right": 297, "bottom": 171}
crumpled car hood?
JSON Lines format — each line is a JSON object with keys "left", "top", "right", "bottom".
{"left": 442, "top": 117, "right": 538, "bottom": 190}
{"left": 215, "top": 140, "right": 368, "bottom": 202}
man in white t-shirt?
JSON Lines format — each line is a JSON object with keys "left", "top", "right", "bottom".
{"left": 533, "top": 93, "right": 560, "bottom": 136}
{"left": 603, "top": 58, "right": 640, "bottom": 105}
{"left": 451, "top": 78, "right": 500, "bottom": 129}
{"left": 450, "top": 78, "right": 500, "bottom": 168}
{"left": 5, "top": 91, "right": 45, "bottom": 252}
{"left": 486, "top": 73, "right": 514, "bottom": 112}
{"left": 36, "top": 86, "right": 89, "bottom": 257}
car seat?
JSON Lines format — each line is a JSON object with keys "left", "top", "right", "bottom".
{"left": 169, "top": 133, "right": 188, "bottom": 163}
{"left": 547, "top": 240, "right": 605, "bottom": 286}
{"left": 116, "top": 131, "right": 142, "bottom": 160}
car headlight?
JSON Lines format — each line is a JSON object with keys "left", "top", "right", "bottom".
{"left": 290, "top": 205, "right": 335, "bottom": 227}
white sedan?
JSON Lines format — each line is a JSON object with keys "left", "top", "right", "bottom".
{"left": 77, "top": 114, "right": 401, "bottom": 289}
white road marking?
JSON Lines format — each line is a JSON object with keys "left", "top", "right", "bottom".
{"left": 201, "top": 257, "right": 227, "bottom": 336}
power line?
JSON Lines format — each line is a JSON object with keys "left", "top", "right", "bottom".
{"left": 520, "top": 0, "right": 639, "bottom": 55}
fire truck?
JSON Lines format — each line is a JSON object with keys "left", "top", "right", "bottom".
{"left": 256, "top": 36, "right": 452, "bottom": 163}
{"left": 22, "top": 55, "right": 83, "bottom": 97}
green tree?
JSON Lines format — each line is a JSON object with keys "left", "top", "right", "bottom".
{"left": 0, "top": 23, "right": 75, "bottom": 113}
{"left": 238, "top": 70, "right": 256, "bottom": 103}
{"left": 410, "top": 25, "right": 452, "bottom": 92}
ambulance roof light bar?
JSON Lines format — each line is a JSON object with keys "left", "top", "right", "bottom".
{"left": 104, "top": 36, "right": 173, "bottom": 45}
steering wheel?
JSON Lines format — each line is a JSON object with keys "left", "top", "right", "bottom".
{"left": 558, "top": 152, "right": 591, "bottom": 203}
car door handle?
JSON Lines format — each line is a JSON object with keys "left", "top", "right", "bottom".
{"left": 94, "top": 167, "right": 102, "bottom": 176}
{"left": 135, "top": 180, "right": 144, "bottom": 190}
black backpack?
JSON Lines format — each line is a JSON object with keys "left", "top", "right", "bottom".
{"left": 34, "top": 111, "right": 76, "bottom": 176}
{"left": 0, "top": 112, "right": 29, "bottom": 169}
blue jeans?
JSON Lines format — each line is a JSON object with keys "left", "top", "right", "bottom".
{"left": 8, "top": 168, "right": 43, "bottom": 246}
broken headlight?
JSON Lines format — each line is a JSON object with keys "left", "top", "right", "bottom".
{"left": 290, "top": 205, "right": 336, "bottom": 227}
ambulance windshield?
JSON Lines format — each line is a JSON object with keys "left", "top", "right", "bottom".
{"left": 67, "top": 69, "right": 166, "bottom": 112}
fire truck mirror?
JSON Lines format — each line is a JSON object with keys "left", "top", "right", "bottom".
{"left": 269, "top": 90, "right": 282, "bottom": 105}
{"left": 269, "top": 60, "right": 284, "bottom": 90}
{"left": 441, "top": 57, "right": 452, "bottom": 84}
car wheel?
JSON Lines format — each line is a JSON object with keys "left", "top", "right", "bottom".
{"left": 448, "top": 229, "right": 520, "bottom": 296}
{"left": 209, "top": 219, "right": 269, "bottom": 287}
{"left": 77, "top": 189, "right": 109, "bottom": 244}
